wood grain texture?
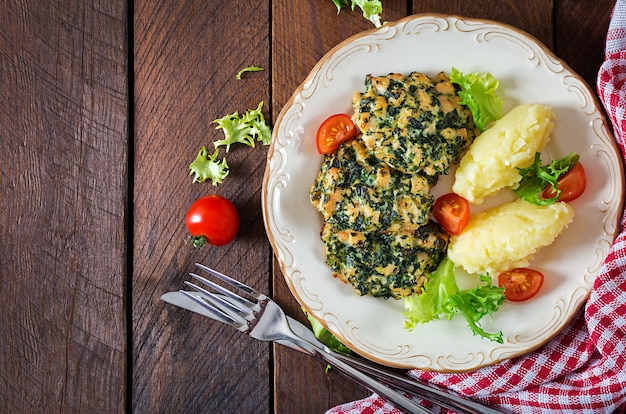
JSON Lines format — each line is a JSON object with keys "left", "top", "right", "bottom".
{"left": 413, "top": 0, "right": 554, "bottom": 49}
{"left": 555, "top": 0, "right": 614, "bottom": 89}
{"left": 132, "top": 0, "right": 272, "bottom": 412}
{"left": 0, "top": 0, "right": 128, "bottom": 412}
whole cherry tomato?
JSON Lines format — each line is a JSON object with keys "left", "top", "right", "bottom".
{"left": 185, "top": 195, "right": 239, "bottom": 247}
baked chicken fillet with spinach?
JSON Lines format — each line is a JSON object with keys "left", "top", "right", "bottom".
{"left": 352, "top": 71, "right": 478, "bottom": 176}
{"left": 310, "top": 139, "right": 435, "bottom": 233}
{"left": 321, "top": 221, "right": 449, "bottom": 299}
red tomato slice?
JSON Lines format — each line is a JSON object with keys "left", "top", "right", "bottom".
{"left": 498, "top": 268, "right": 544, "bottom": 302}
{"left": 316, "top": 114, "right": 358, "bottom": 154}
{"left": 432, "top": 193, "right": 470, "bottom": 235}
{"left": 542, "top": 162, "right": 586, "bottom": 202}
{"left": 185, "top": 195, "right": 239, "bottom": 247}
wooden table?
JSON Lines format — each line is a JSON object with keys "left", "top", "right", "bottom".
{"left": 1, "top": 0, "right": 616, "bottom": 412}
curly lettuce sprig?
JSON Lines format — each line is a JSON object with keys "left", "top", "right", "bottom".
{"left": 189, "top": 146, "right": 229, "bottom": 186}
{"left": 450, "top": 67, "right": 504, "bottom": 132}
{"left": 514, "top": 152, "right": 580, "bottom": 205}
{"left": 331, "top": 0, "right": 383, "bottom": 27}
{"left": 404, "top": 256, "right": 506, "bottom": 343}
{"left": 213, "top": 101, "right": 272, "bottom": 151}
{"left": 235, "top": 65, "right": 264, "bottom": 80}
{"left": 190, "top": 101, "right": 272, "bottom": 185}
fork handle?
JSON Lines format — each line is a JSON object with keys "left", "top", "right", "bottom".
{"left": 283, "top": 316, "right": 500, "bottom": 414}
{"left": 297, "top": 341, "right": 433, "bottom": 414}
{"left": 329, "top": 351, "right": 502, "bottom": 414}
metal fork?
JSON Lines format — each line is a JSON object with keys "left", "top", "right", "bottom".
{"left": 168, "top": 264, "right": 502, "bottom": 414}
{"left": 177, "top": 264, "right": 432, "bottom": 414}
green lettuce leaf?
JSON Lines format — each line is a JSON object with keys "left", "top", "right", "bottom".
{"left": 188, "top": 146, "right": 229, "bottom": 185}
{"left": 404, "top": 256, "right": 505, "bottom": 343}
{"left": 304, "top": 309, "right": 352, "bottom": 355}
{"left": 449, "top": 67, "right": 503, "bottom": 132}
{"left": 330, "top": 0, "right": 383, "bottom": 27}
{"left": 446, "top": 275, "right": 506, "bottom": 343}
{"left": 235, "top": 65, "right": 264, "bottom": 80}
{"left": 213, "top": 101, "right": 272, "bottom": 151}
{"left": 514, "top": 152, "right": 580, "bottom": 205}
{"left": 403, "top": 256, "right": 458, "bottom": 324}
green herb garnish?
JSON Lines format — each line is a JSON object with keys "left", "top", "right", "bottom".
{"left": 449, "top": 67, "right": 504, "bottom": 132}
{"left": 404, "top": 256, "right": 506, "bottom": 343}
{"left": 331, "top": 0, "right": 383, "bottom": 27}
{"left": 188, "top": 146, "right": 229, "bottom": 185}
{"left": 514, "top": 152, "right": 580, "bottom": 205}
{"left": 236, "top": 65, "right": 264, "bottom": 80}
{"left": 213, "top": 101, "right": 272, "bottom": 151}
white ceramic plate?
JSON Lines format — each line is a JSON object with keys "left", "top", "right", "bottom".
{"left": 262, "top": 14, "right": 624, "bottom": 372}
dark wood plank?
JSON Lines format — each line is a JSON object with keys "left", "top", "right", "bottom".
{"left": 0, "top": 0, "right": 128, "bottom": 412}
{"left": 555, "top": 0, "right": 614, "bottom": 89}
{"left": 272, "top": 0, "right": 407, "bottom": 109}
{"left": 132, "top": 1, "right": 272, "bottom": 412}
{"left": 414, "top": 0, "right": 554, "bottom": 49}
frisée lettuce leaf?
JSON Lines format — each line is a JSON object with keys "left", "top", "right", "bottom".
{"left": 514, "top": 152, "right": 580, "bottom": 206}
{"left": 213, "top": 101, "right": 272, "bottom": 151}
{"left": 189, "top": 146, "right": 229, "bottom": 185}
{"left": 331, "top": 0, "right": 383, "bottom": 27}
{"left": 236, "top": 65, "right": 264, "bottom": 80}
{"left": 450, "top": 67, "right": 503, "bottom": 132}
{"left": 190, "top": 101, "right": 272, "bottom": 185}
{"left": 404, "top": 256, "right": 506, "bottom": 343}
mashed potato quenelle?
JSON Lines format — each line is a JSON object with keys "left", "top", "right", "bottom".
{"left": 452, "top": 104, "right": 555, "bottom": 204}
{"left": 447, "top": 199, "right": 574, "bottom": 275}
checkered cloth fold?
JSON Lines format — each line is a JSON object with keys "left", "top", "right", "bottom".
{"left": 328, "top": 2, "right": 626, "bottom": 412}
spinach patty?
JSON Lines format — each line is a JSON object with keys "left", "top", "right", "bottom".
{"left": 352, "top": 71, "right": 478, "bottom": 176}
{"left": 322, "top": 221, "right": 449, "bottom": 299}
{"left": 311, "top": 71, "right": 472, "bottom": 299}
{"left": 310, "top": 139, "right": 435, "bottom": 233}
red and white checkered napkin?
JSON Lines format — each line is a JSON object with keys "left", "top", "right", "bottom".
{"left": 328, "top": 2, "right": 626, "bottom": 413}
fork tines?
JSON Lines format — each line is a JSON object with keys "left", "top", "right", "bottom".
{"left": 180, "top": 264, "right": 265, "bottom": 332}
{"left": 194, "top": 263, "right": 264, "bottom": 300}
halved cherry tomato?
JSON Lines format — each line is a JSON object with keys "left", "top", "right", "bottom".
{"left": 432, "top": 193, "right": 470, "bottom": 235}
{"left": 185, "top": 195, "right": 239, "bottom": 247}
{"left": 498, "top": 268, "right": 544, "bottom": 302}
{"left": 316, "top": 114, "right": 357, "bottom": 154}
{"left": 542, "top": 162, "right": 586, "bottom": 202}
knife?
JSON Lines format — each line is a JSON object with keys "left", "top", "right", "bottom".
{"left": 161, "top": 291, "right": 502, "bottom": 414}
